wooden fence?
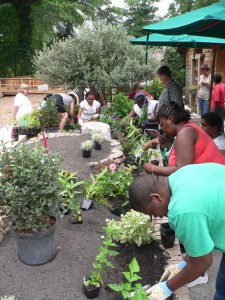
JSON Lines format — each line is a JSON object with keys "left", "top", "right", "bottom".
{"left": 0, "top": 77, "right": 67, "bottom": 97}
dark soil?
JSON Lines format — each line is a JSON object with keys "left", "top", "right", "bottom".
{"left": 0, "top": 134, "right": 168, "bottom": 300}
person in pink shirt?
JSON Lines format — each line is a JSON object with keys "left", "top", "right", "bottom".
{"left": 128, "top": 83, "right": 153, "bottom": 100}
{"left": 211, "top": 73, "right": 225, "bottom": 133}
{"left": 143, "top": 102, "right": 225, "bottom": 176}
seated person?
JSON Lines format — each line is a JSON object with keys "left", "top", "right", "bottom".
{"left": 128, "top": 83, "right": 153, "bottom": 100}
{"left": 129, "top": 92, "right": 158, "bottom": 125}
{"left": 77, "top": 92, "right": 100, "bottom": 124}
{"left": 201, "top": 111, "right": 225, "bottom": 156}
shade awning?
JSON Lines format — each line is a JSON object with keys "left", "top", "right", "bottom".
{"left": 143, "top": 0, "right": 225, "bottom": 39}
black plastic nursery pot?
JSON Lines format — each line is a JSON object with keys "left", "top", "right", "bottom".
{"left": 110, "top": 206, "right": 123, "bottom": 217}
{"left": 94, "top": 142, "right": 101, "bottom": 150}
{"left": 150, "top": 159, "right": 160, "bottom": 166}
{"left": 81, "top": 198, "right": 94, "bottom": 211}
{"left": 83, "top": 150, "right": 92, "bottom": 158}
{"left": 13, "top": 220, "right": 57, "bottom": 266}
{"left": 83, "top": 281, "right": 101, "bottom": 299}
{"left": 68, "top": 214, "right": 83, "bottom": 224}
{"left": 160, "top": 223, "right": 175, "bottom": 249}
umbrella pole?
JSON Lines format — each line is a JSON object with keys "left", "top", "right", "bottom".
{"left": 208, "top": 44, "right": 218, "bottom": 112}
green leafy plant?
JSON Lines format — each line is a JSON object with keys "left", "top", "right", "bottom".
{"left": 111, "top": 93, "right": 134, "bottom": 119}
{"left": 59, "top": 171, "right": 84, "bottom": 217}
{"left": 40, "top": 99, "right": 61, "bottom": 127}
{"left": 108, "top": 257, "right": 149, "bottom": 300}
{"left": 1, "top": 296, "right": 17, "bottom": 300}
{"left": 107, "top": 210, "right": 156, "bottom": 247}
{"left": 138, "top": 105, "right": 148, "bottom": 125}
{"left": 92, "top": 132, "right": 104, "bottom": 145}
{"left": 18, "top": 109, "right": 40, "bottom": 129}
{"left": 84, "top": 167, "right": 133, "bottom": 207}
{"left": 0, "top": 143, "right": 62, "bottom": 231}
{"left": 80, "top": 140, "right": 93, "bottom": 151}
{"left": 84, "top": 221, "right": 119, "bottom": 288}
{"left": 146, "top": 80, "right": 164, "bottom": 100}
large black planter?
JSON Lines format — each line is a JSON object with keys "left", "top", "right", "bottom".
{"left": 83, "top": 150, "right": 92, "bottom": 158}
{"left": 13, "top": 221, "right": 56, "bottom": 265}
{"left": 160, "top": 223, "right": 175, "bottom": 249}
{"left": 83, "top": 282, "right": 101, "bottom": 299}
{"left": 94, "top": 142, "right": 101, "bottom": 150}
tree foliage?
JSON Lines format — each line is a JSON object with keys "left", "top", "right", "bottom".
{"left": 0, "top": 0, "right": 123, "bottom": 76}
{"left": 162, "top": 47, "right": 186, "bottom": 88}
{"left": 34, "top": 22, "right": 158, "bottom": 94}
{"left": 167, "top": 0, "right": 218, "bottom": 17}
{"left": 123, "top": 0, "right": 160, "bottom": 37}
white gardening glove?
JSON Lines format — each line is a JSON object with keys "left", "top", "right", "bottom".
{"left": 78, "top": 118, "right": 83, "bottom": 125}
{"left": 146, "top": 282, "right": 173, "bottom": 300}
{"left": 160, "top": 260, "right": 187, "bottom": 281}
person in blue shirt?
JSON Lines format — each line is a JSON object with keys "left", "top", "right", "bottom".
{"left": 129, "top": 163, "right": 225, "bottom": 300}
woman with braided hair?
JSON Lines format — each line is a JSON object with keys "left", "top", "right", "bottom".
{"left": 143, "top": 101, "right": 225, "bottom": 176}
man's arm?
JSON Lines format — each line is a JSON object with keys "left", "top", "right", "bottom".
{"left": 167, "top": 252, "right": 212, "bottom": 291}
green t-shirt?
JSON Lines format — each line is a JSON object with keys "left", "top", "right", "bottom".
{"left": 168, "top": 163, "right": 225, "bottom": 257}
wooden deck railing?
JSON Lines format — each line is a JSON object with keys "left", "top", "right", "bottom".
{"left": 0, "top": 77, "right": 67, "bottom": 97}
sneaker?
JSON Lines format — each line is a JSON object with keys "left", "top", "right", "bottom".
{"left": 186, "top": 272, "right": 208, "bottom": 288}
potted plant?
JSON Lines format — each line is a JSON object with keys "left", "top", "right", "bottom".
{"left": 83, "top": 222, "right": 119, "bottom": 299}
{"left": 81, "top": 140, "right": 93, "bottom": 158}
{"left": 91, "top": 132, "right": 104, "bottom": 150}
{"left": 0, "top": 143, "right": 62, "bottom": 265}
{"left": 59, "top": 171, "right": 84, "bottom": 224}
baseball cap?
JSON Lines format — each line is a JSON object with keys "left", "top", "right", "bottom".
{"left": 134, "top": 92, "right": 147, "bottom": 103}
{"left": 19, "top": 83, "right": 29, "bottom": 90}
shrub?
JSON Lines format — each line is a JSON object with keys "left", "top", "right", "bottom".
{"left": 146, "top": 80, "right": 164, "bottom": 100}
{"left": 107, "top": 210, "right": 156, "bottom": 247}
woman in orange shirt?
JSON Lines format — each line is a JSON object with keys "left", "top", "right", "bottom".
{"left": 144, "top": 102, "right": 225, "bottom": 176}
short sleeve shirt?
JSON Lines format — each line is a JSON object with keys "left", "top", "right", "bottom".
{"left": 214, "top": 135, "right": 225, "bottom": 150}
{"left": 80, "top": 100, "right": 100, "bottom": 121}
{"left": 198, "top": 74, "right": 211, "bottom": 101}
{"left": 168, "top": 163, "right": 225, "bottom": 257}
{"left": 14, "top": 92, "right": 33, "bottom": 120}
{"left": 133, "top": 100, "right": 158, "bottom": 118}
{"left": 158, "top": 79, "right": 183, "bottom": 110}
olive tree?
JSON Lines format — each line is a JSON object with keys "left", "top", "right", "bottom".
{"left": 34, "top": 22, "right": 158, "bottom": 96}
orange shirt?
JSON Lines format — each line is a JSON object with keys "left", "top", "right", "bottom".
{"left": 169, "top": 122, "right": 225, "bottom": 166}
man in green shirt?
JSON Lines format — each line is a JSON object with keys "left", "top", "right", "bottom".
{"left": 129, "top": 163, "right": 225, "bottom": 300}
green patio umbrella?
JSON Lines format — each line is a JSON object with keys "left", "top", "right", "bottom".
{"left": 130, "top": 34, "right": 225, "bottom": 49}
{"left": 142, "top": 0, "right": 225, "bottom": 39}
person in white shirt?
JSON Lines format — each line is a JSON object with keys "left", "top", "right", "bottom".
{"left": 13, "top": 84, "right": 33, "bottom": 120}
{"left": 77, "top": 92, "right": 101, "bottom": 123}
{"left": 129, "top": 91, "right": 158, "bottom": 122}
{"left": 201, "top": 111, "right": 225, "bottom": 156}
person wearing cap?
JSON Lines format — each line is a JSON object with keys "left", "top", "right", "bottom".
{"left": 46, "top": 92, "right": 77, "bottom": 131}
{"left": 128, "top": 92, "right": 158, "bottom": 123}
{"left": 13, "top": 83, "right": 33, "bottom": 120}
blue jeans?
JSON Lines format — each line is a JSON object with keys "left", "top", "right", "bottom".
{"left": 198, "top": 98, "right": 209, "bottom": 117}
{"left": 214, "top": 253, "right": 225, "bottom": 300}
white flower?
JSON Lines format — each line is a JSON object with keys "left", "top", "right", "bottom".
{"left": 101, "top": 235, "right": 105, "bottom": 239}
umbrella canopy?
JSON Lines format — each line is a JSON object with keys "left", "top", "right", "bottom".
{"left": 142, "top": 0, "right": 225, "bottom": 38}
{"left": 130, "top": 33, "right": 225, "bottom": 49}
